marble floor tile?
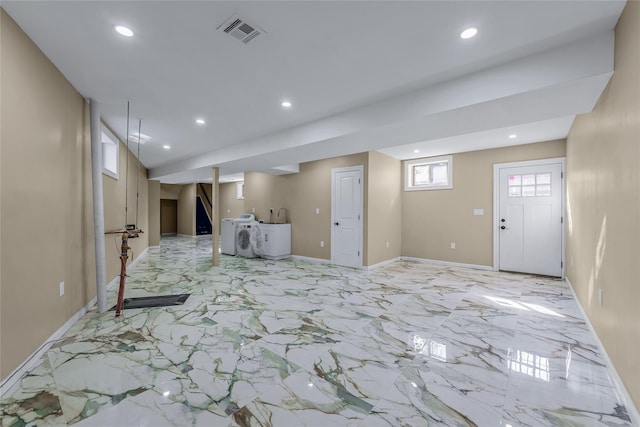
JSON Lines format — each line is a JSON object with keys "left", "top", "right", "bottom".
{"left": 1, "top": 235, "right": 635, "bottom": 426}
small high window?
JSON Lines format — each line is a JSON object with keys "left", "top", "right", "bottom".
{"left": 236, "top": 181, "right": 245, "bottom": 200}
{"left": 102, "top": 126, "right": 119, "bottom": 180}
{"left": 404, "top": 155, "right": 453, "bottom": 191}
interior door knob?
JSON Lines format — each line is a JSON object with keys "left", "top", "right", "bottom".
{"left": 501, "top": 218, "right": 506, "bottom": 222}
{"left": 501, "top": 226, "right": 506, "bottom": 230}
{"left": 334, "top": 222, "right": 340, "bottom": 226}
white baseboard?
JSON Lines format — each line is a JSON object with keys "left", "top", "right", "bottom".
{"left": 104, "top": 246, "right": 150, "bottom": 293}
{"left": 365, "top": 257, "right": 401, "bottom": 271}
{"left": 565, "top": 277, "right": 640, "bottom": 424}
{"left": 401, "top": 256, "right": 493, "bottom": 271}
{"left": 290, "top": 255, "right": 332, "bottom": 265}
{"left": 0, "top": 247, "right": 151, "bottom": 399}
{"left": 0, "top": 295, "right": 94, "bottom": 397}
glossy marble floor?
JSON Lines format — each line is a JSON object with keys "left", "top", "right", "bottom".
{"left": 1, "top": 235, "right": 635, "bottom": 426}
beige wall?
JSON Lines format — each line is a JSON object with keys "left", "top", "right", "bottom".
{"left": 367, "top": 151, "right": 402, "bottom": 266}
{"left": 160, "top": 183, "right": 181, "bottom": 200}
{"left": 102, "top": 135, "right": 149, "bottom": 282}
{"left": 244, "top": 172, "right": 286, "bottom": 224}
{"left": 177, "top": 184, "right": 196, "bottom": 236}
{"left": 402, "top": 140, "right": 566, "bottom": 266}
{"left": 280, "top": 153, "right": 369, "bottom": 260}
{"left": 1, "top": 10, "right": 96, "bottom": 379}
{"left": 566, "top": 1, "right": 640, "bottom": 409}
{"left": 219, "top": 182, "right": 245, "bottom": 221}
{"left": 148, "top": 181, "right": 160, "bottom": 246}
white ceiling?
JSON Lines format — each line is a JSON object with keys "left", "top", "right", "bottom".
{"left": 3, "top": 1, "right": 626, "bottom": 183}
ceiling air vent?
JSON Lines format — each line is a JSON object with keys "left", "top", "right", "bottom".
{"left": 218, "top": 15, "right": 265, "bottom": 44}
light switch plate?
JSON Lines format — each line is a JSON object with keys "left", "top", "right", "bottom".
{"left": 473, "top": 209, "right": 484, "bottom": 216}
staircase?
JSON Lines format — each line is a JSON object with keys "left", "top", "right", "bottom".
{"left": 196, "top": 183, "right": 213, "bottom": 235}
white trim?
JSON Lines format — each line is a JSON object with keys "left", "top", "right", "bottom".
{"left": 331, "top": 165, "right": 364, "bottom": 268}
{"left": 290, "top": 255, "right": 332, "bottom": 265}
{"left": 401, "top": 256, "right": 493, "bottom": 271}
{"left": 492, "top": 157, "right": 566, "bottom": 276}
{"left": 565, "top": 278, "right": 640, "bottom": 424}
{"left": 161, "top": 232, "right": 177, "bottom": 236}
{"left": 364, "top": 257, "right": 401, "bottom": 271}
{"left": 0, "top": 298, "right": 93, "bottom": 397}
{"left": 101, "top": 125, "right": 119, "bottom": 180}
{"left": 0, "top": 246, "right": 150, "bottom": 398}
{"left": 148, "top": 245, "right": 161, "bottom": 249}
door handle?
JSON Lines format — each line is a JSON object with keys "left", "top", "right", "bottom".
{"left": 501, "top": 226, "right": 506, "bottom": 230}
{"left": 334, "top": 222, "right": 340, "bottom": 226}
{"left": 501, "top": 218, "right": 506, "bottom": 222}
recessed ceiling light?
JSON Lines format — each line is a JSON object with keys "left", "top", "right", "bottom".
{"left": 413, "top": 149, "right": 420, "bottom": 154}
{"left": 163, "top": 145, "right": 171, "bottom": 150}
{"left": 460, "top": 27, "right": 478, "bottom": 39}
{"left": 281, "top": 101, "right": 292, "bottom": 108}
{"left": 195, "top": 118, "right": 206, "bottom": 125}
{"left": 509, "top": 134, "right": 517, "bottom": 139}
{"left": 114, "top": 25, "right": 134, "bottom": 38}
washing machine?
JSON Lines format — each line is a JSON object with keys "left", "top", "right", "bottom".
{"left": 220, "top": 214, "right": 254, "bottom": 255}
{"left": 236, "top": 222, "right": 258, "bottom": 258}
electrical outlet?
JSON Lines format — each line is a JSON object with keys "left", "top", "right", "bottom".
{"left": 450, "top": 242, "right": 456, "bottom": 249}
{"left": 598, "top": 289, "right": 603, "bottom": 306}
{"left": 59, "top": 282, "right": 65, "bottom": 297}
{"left": 320, "top": 241, "right": 324, "bottom": 248}
{"left": 252, "top": 208, "right": 255, "bottom": 213}
{"left": 386, "top": 241, "right": 390, "bottom": 248}
{"left": 227, "top": 209, "right": 231, "bottom": 213}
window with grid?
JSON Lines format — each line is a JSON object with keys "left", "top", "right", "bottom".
{"left": 507, "top": 173, "right": 551, "bottom": 198}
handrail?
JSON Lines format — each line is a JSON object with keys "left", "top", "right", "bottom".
{"left": 196, "top": 195, "right": 213, "bottom": 224}
{"left": 198, "top": 183, "right": 212, "bottom": 209}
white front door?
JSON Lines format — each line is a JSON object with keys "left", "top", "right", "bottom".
{"left": 496, "top": 160, "right": 564, "bottom": 277}
{"left": 331, "top": 166, "right": 363, "bottom": 268}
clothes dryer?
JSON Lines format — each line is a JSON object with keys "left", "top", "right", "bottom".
{"left": 220, "top": 214, "right": 255, "bottom": 255}
{"left": 236, "top": 222, "right": 258, "bottom": 258}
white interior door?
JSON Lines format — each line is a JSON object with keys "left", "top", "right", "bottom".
{"left": 331, "top": 166, "right": 363, "bottom": 268}
{"left": 497, "top": 161, "right": 563, "bottom": 277}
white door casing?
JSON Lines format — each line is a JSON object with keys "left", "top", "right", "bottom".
{"left": 493, "top": 158, "right": 565, "bottom": 277}
{"left": 331, "top": 166, "right": 363, "bottom": 268}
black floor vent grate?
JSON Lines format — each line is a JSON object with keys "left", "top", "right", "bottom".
{"left": 110, "top": 294, "right": 190, "bottom": 310}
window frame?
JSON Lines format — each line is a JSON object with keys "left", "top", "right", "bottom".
{"left": 404, "top": 155, "right": 453, "bottom": 191}
{"left": 101, "top": 125, "right": 119, "bottom": 180}
{"left": 236, "top": 181, "right": 245, "bottom": 200}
